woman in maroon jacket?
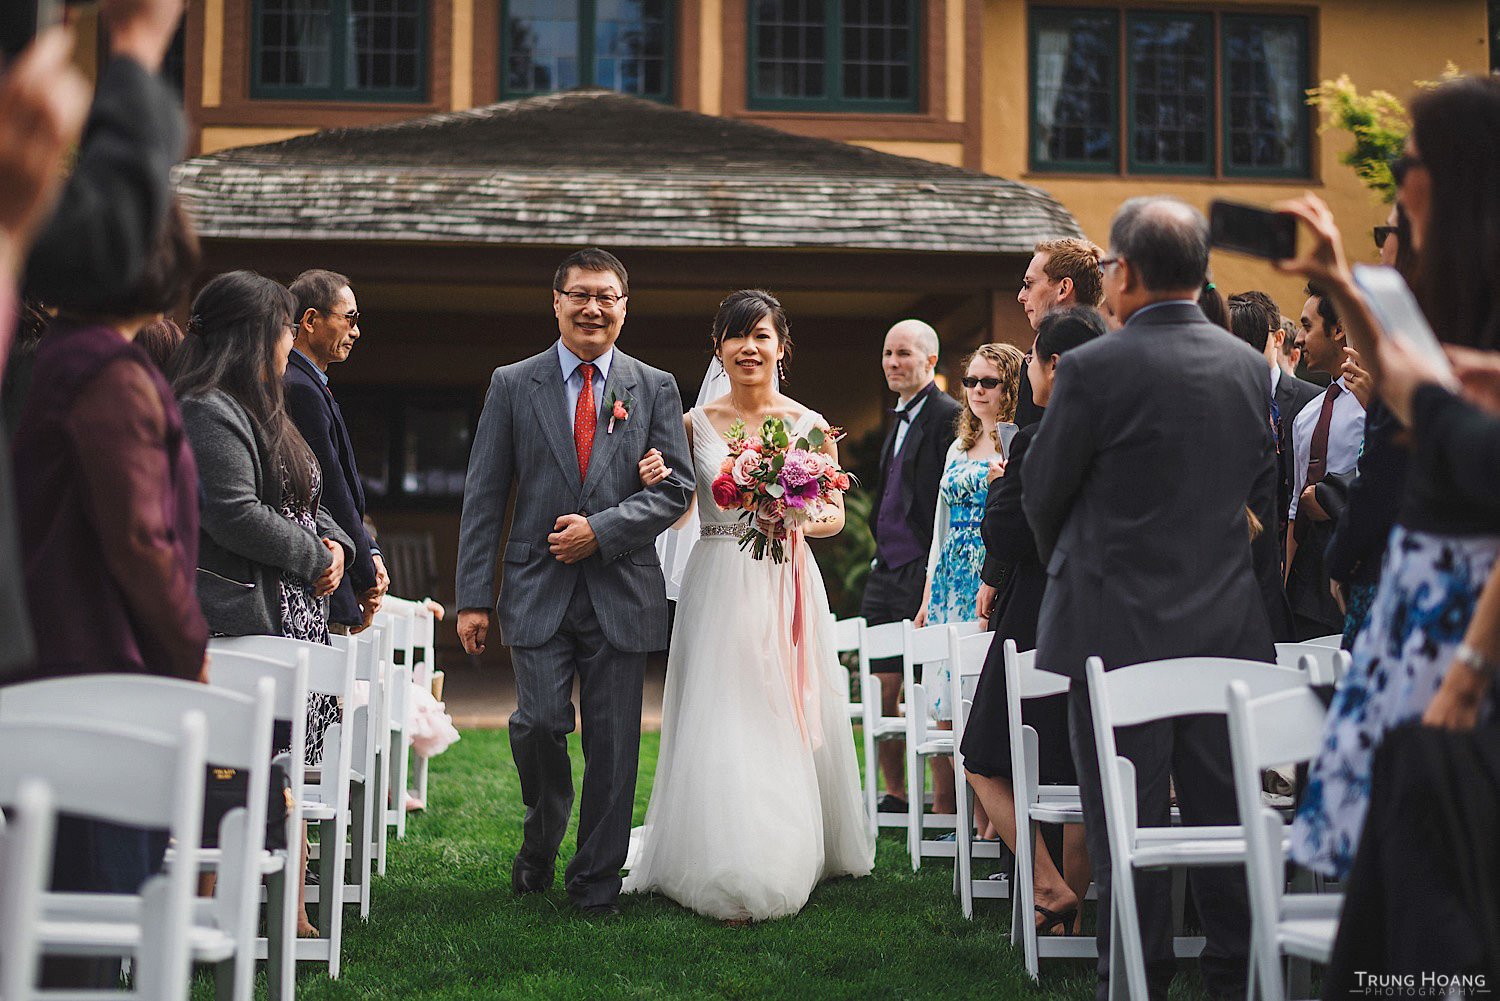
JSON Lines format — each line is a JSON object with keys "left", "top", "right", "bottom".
{"left": 11, "top": 203, "right": 207, "bottom": 986}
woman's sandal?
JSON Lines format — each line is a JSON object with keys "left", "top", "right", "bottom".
{"left": 1033, "top": 904, "right": 1078, "bottom": 936}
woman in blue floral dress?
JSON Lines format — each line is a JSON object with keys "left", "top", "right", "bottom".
{"left": 914, "top": 343, "right": 1023, "bottom": 817}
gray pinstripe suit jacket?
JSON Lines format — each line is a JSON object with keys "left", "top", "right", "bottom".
{"left": 455, "top": 345, "right": 694, "bottom": 652}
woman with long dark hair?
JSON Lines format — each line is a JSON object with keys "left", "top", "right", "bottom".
{"left": 1279, "top": 74, "right": 1500, "bottom": 878}
{"left": 175, "top": 269, "right": 352, "bottom": 936}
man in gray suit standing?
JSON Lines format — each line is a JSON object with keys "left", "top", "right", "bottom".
{"left": 1023, "top": 199, "right": 1276, "bottom": 1000}
{"left": 456, "top": 248, "right": 693, "bottom": 916}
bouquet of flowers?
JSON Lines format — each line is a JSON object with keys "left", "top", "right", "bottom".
{"left": 709, "top": 416, "right": 852, "bottom": 563}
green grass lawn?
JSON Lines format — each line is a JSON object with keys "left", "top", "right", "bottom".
{"left": 202, "top": 729, "right": 1219, "bottom": 1000}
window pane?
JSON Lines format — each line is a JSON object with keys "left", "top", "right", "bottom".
{"left": 506, "top": 0, "right": 580, "bottom": 94}
{"left": 842, "top": 0, "right": 913, "bottom": 101}
{"left": 1223, "top": 18, "right": 1307, "bottom": 172}
{"left": 1129, "top": 14, "right": 1211, "bottom": 170}
{"left": 595, "top": 0, "right": 670, "bottom": 98}
{"left": 1031, "top": 10, "right": 1117, "bottom": 168}
{"left": 401, "top": 405, "right": 474, "bottom": 498}
{"left": 753, "top": 0, "right": 826, "bottom": 100}
{"left": 347, "top": 0, "right": 420, "bottom": 91}
{"left": 258, "top": 0, "right": 332, "bottom": 88}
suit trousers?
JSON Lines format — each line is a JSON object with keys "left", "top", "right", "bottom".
{"left": 1067, "top": 680, "right": 1250, "bottom": 1001}
{"left": 860, "top": 559, "right": 925, "bottom": 674}
{"left": 508, "top": 572, "right": 645, "bottom": 908}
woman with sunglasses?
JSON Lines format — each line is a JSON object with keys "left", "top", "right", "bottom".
{"left": 1276, "top": 74, "right": 1500, "bottom": 882}
{"left": 913, "top": 342, "right": 1024, "bottom": 819}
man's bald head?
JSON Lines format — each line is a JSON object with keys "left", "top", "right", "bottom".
{"left": 882, "top": 318, "right": 940, "bottom": 403}
{"left": 1107, "top": 196, "right": 1210, "bottom": 294}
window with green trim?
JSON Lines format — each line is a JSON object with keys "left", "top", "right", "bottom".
{"left": 1028, "top": 6, "right": 1309, "bottom": 178}
{"left": 750, "top": 0, "right": 920, "bottom": 112}
{"left": 253, "top": 0, "right": 426, "bottom": 102}
{"left": 503, "top": 0, "right": 672, "bottom": 101}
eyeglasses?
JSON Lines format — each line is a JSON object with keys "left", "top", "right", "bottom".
{"left": 1373, "top": 225, "right": 1397, "bottom": 249}
{"left": 558, "top": 290, "right": 626, "bottom": 308}
{"left": 960, "top": 376, "right": 1003, "bottom": 389}
{"left": 319, "top": 309, "right": 359, "bottom": 326}
{"left": 1389, "top": 152, "right": 1422, "bottom": 187}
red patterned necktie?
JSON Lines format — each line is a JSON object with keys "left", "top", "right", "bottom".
{"left": 574, "top": 362, "right": 596, "bottom": 479}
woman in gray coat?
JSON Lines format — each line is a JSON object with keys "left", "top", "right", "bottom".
{"left": 173, "top": 270, "right": 352, "bottom": 937}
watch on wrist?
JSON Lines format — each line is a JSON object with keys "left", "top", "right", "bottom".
{"left": 1454, "top": 643, "right": 1499, "bottom": 679}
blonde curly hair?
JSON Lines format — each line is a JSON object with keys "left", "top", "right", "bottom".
{"left": 955, "top": 342, "right": 1025, "bottom": 450}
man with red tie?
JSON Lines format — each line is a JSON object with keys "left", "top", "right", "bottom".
{"left": 1285, "top": 281, "right": 1368, "bottom": 640}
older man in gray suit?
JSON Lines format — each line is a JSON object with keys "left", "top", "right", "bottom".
{"left": 456, "top": 248, "right": 693, "bottom": 917}
{"left": 1023, "top": 198, "right": 1278, "bottom": 1000}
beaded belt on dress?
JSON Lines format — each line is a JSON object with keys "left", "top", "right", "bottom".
{"left": 700, "top": 524, "right": 741, "bottom": 539}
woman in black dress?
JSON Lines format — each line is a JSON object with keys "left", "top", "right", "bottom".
{"left": 961, "top": 306, "right": 1105, "bottom": 933}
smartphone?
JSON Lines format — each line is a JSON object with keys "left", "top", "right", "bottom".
{"left": 1, "top": 0, "right": 65, "bottom": 64}
{"left": 1208, "top": 200, "right": 1298, "bottom": 261}
{"left": 1351, "top": 263, "right": 1458, "bottom": 389}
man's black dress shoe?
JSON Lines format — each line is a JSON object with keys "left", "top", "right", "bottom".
{"left": 877, "top": 793, "right": 909, "bottom": 813}
{"left": 511, "top": 857, "right": 552, "bottom": 895}
{"left": 577, "top": 901, "right": 621, "bottom": 919}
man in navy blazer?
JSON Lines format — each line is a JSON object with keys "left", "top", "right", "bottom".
{"left": 284, "top": 269, "right": 385, "bottom": 632}
{"left": 1023, "top": 198, "right": 1275, "bottom": 1001}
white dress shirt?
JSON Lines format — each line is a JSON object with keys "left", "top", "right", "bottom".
{"left": 892, "top": 384, "right": 934, "bottom": 456}
{"left": 556, "top": 340, "right": 613, "bottom": 431}
{"left": 1288, "top": 375, "right": 1365, "bottom": 520}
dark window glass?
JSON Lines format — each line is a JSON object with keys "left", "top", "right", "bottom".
{"left": 257, "top": 0, "right": 332, "bottom": 88}
{"left": 1031, "top": 9, "right": 1117, "bottom": 169}
{"left": 506, "top": 0, "right": 581, "bottom": 94}
{"left": 401, "top": 405, "right": 473, "bottom": 499}
{"left": 1222, "top": 17, "right": 1307, "bottom": 173}
{"left": 1129, "top": 13, "right": 1211, "bottom": 171}
{"left": 594, "top": 0, "right": 669, "bottom": 97}
{"left": 754, "top": 0, "right": 827, "bottom": 99}
{"left": 842, "top": 0, "right": 911, "bottom": 101}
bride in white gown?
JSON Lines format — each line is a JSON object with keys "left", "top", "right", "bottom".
{"left": 623, "top": 290, "right": 874, "bottom": 921}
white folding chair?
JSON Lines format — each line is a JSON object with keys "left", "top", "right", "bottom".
{"left": 1226, "top": 682, "right": 1342, "bottom": 1001}
{"left": 1085, "top": 655, "right": 1311, "bottom": 1001}
{"left": 0, "top": 674, "right": 275, "bottom": 1001}
{"left": 832, "top": 615, "right": 866, "bottom": 725}
{"left": 407, "top": 600, "right": 441, "bottom": 811}
{"left": 0, "top": 779, "right": 55, "bottom": 1001}
{"left": 213, "top": 635, "right": 358, "bottom": 976}
{"left": 208, "top": 648, "right": 309, "bottom": 1001}
{"left": 858, "top": 620, "right": 908, "bottom": 839}
{"left": 374, "top": 604, "right": 416, "bottom": 841}
{"left": 1275, "top": 643, "right": 1350, "bottom": 687}
{"left": 334, "top": 627, "right": 387, "bottom": 889}
{"left": 948, "top": 628, "right": 1011, "bottom": 916}
{"left": 905, "top": 619, "right": 982, "bottom": 870}
{"left": 0, "top": 714, "right": 206, "bottom": 1001}
{"left": 1001, "top": 639, "right": 1096, "bottom": 978}
{"left": 1302, "top": 634, "right": 1343, "bottom": 649}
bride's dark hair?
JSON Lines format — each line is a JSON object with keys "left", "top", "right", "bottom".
{"left": 710, "top": 289, "right": 794, "bottom": 371}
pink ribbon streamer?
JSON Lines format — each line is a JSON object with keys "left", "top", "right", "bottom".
{"left": 783, "top": 529, "right": 823, "bottom": 750}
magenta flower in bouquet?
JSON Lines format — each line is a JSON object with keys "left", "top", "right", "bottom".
{"left": 708, "top": 415, "right": 853, "bottom": 562}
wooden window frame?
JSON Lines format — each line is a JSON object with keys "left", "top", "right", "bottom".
{"left": 1026, "top": 1, "right": 1316, "bottom": 182}
{"left": 250, "top": 0, "right": 429, "bottom": 103}
{"left": 499, "top": 0, "right": 676, "bottom": 103}
{"left": 747, "top": 0, "right": 922, "bottom": 113}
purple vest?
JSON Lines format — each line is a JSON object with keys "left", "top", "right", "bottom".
{"left": 875, "top": 406, "right": 925, "bottom": 569}
{"left": 12, "top": 320, "right": 203, "bottom": 679}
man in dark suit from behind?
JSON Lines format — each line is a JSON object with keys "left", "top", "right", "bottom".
{"left": 1023, "top": 197, "right": 1278, "bottom": 1001}
{"left": 285, "top": 269, "right": 386, "bottom": 633}
{"left": 861, "top": 318, "right": 962, "bottom": 811}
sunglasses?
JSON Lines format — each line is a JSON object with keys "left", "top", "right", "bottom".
{"left": 960, "top": 376, "right": 1002, "bottom": 389}
{"left": 1373, "top": 225, "right": 1397, "bottom": 249}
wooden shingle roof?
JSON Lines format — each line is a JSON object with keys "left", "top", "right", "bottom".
{"left": 174, "top": 90, "right": 1083, "bottom": 253}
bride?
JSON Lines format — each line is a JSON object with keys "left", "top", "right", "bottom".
{"left": 622, "top": 289, "right": 875, "bottom": 921}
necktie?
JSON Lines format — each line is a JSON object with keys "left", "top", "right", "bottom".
{"left": 1305, "top": 382, "right": 1342, "bottom": 487}
{"left": 574, "top": 363, "right": 596, "bottom": 480}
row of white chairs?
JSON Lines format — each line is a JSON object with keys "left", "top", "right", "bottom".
{"left": 0, "top": 595, "right": 444, "bottom": 1001}
{"left": 834, "top": 615, "right": 1349, "bottom": 996}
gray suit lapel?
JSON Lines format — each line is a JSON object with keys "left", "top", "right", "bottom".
{"left": 530, "top": 354, "right": 583, "bottom": 490}
{"left": 581, "top": 352, "right": 640, "bottom": 502}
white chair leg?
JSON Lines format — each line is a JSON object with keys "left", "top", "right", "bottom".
{"left": 906, "top": 742, "right": 922, "bottom": 872}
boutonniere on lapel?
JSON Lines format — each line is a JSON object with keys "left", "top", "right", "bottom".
{"left": 605, "top": 391, "right": 633, "bottom": 434}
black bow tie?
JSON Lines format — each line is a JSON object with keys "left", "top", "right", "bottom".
{"left": 892, "top": 408, "right": 913, "bottom": 423}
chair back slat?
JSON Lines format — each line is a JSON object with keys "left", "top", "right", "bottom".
{"left": 1089, "top": 657, "right": 1307, "bottom": 727}
{"left": 834, "top": 615, "right": 865, "bottom": 654}
{"left": 1275, "top": 642, "right": 1350, "bottom": 686}
{"left": 212, "top": 634, "right": 354, "bottom": 699}
{"left": 1008, "top": 643, "right": 1070, "bottom": 700}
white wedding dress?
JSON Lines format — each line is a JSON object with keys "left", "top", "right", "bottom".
{"left": 623, "top": 407, "right": 875, "bottom": 921}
